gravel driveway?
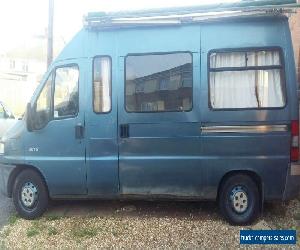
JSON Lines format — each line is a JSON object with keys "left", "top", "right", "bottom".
{"left": 0, "top": 176, "right": 14, "bottom": 229}
{"left": 0, "top": 198, "right": 299, "bottom": 249}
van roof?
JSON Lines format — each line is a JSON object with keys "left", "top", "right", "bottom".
{"left": 84, "top": 0, "right": 300, "bottom": 30}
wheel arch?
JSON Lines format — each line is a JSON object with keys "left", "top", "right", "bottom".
{"left": 217, "top": 170, "right": 264, "bottom": 210}
{"left": 7, "top": 164, "right": 49, "bottom": 198}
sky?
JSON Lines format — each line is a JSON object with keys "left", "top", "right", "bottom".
{"left": 0, "top": 0, "right": 238, "bottom": 54}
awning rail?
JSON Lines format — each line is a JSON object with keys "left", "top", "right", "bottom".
{"left": 84, "top": 0, "right": 300, "bottom": 29}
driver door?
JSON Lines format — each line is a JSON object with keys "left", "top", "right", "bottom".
{"left": 26, "top": 60, "right": 86, "bottom": 196}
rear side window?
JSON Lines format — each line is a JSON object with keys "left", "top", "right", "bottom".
{"left": 93, "top": 56, "right": 112, "bottom": 113}
{"left": 209, "top": 49, "right": 285, "bottom": 109}
{"left": 125, "top": 52, "right": 193, "bottom": 112}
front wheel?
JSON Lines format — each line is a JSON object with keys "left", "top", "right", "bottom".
{"left": 12, "top": 169, "right": 49, "bottom": 219}
{"left": 219, "top": 174, "right": 260, "bottom": 225}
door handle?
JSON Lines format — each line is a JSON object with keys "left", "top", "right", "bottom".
{"left": 120, "top": 124, "right": 129, "bottom": 138}
{"left": 75, "top": 123, "right": 84, "bottom": 139}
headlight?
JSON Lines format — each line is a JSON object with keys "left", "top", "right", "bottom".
{"left": 0, "top": 142, "right": 4, "bottom": 154}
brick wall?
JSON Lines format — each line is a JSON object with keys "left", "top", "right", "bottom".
{"left": 290, "top": 1, "right": 300, "bottom": 84}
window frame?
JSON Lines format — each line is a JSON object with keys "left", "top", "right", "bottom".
{"left": 31, "top": 63, "right": 80, "bottom": 131}
{"left": 52, "top": 64, "right": 80, "bottom": 120}
{"left": 124, "top": 51, "right": 194, "bottom": 113}
{"left": 92, "top": 55, "right": 112, "bottom": 114}
{"left": 207, "top": 47, "right": 287, "bottom": 111}
{"left": 39, "top": 63, "right": 80, "bottom": 122}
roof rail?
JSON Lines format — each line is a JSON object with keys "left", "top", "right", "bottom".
{"left": 84, "top": 0, "right": 300, "bottom": 29}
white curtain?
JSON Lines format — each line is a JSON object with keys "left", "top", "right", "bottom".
{"left": 210, "top": 71, "right": 258, "bottom": 108}
{"left": 257, "top": 69, "right": 284, "bottom": 107}
{"left": 210, "top": 51, "right": 284, "bottom": 109}
{"left": 247, "top": 51, "right": 280, "bottom": 67}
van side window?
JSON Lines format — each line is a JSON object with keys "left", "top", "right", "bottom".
{"left": 54, "top": 66, "right": 79, "bottom": 118}
{"left": 125, "top": 52, "right": 193, "bottom": 112}
{"left": 93, "top": 56, "right": 112, "bottom": 113}
{"left": 209, "top": 49, "right": 285, "bottom": 109}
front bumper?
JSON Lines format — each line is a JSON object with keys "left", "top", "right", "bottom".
{"left": 283, "top": 163, "right": 300, "bottom": 201}
{"left": 0, "top": 163, "right": 15, "bottom": 197}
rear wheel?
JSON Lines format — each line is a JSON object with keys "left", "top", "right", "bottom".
{"left": 219, "top": 174, "right": 260, "bottom": 225}
{"left": 12, "top": 169, "right": 48, "bottom": 219}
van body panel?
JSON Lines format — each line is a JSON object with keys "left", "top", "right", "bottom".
{"left": 116, "top": 25, "right": 200, "bottom": 56}
{"left": 0, "top": 164, "right": 15, "bottom": 196}
{"left": 200, "top": 132, "right": 290, "bottom": 199}
{"left": 116, "top": 25, "right": 203, "bottom": 197}
{"left": 200, "top": 18, "right": 292, "bottom": 123}
{"left": 55, "top": 31, "right": 89, "bottom": 62}
{"left": 118, "top": 124, "right": 204, "bottom": 197}
{"left": 196, "top": 17, "right": 295, "bottom": 200}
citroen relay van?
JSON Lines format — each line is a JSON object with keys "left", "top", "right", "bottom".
{"left": 1, "top": 4, "right": 300, "bottom": 225}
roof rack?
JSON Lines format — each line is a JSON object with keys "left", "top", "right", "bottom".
{"left": 84, "top": 0, "right": 300, "bottom": 29}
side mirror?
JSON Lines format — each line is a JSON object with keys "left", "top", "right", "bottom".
{"left": 26, "top": 103, "right": 34, "bottom": 132}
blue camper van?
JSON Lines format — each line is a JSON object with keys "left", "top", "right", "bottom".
{"left": 0, "top": 3, "right": 300, "bottom": 225}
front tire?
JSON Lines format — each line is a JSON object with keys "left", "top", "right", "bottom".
{"left": 12, "top": 169, "right": 49, "bottom": 219}
{"left": 219, "top": 174, "right": 260, "bottom": 225}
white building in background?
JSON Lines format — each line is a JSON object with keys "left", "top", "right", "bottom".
{"left": 0, "top": 55, "right": 46, "bottom": 117}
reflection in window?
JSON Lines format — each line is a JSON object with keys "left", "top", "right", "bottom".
{"left": 93, "top": 57, "right": 111, "bottom": 113}
{"left": 35, "top": 74, "right": 52, "bottom": 129}
{"left": 54, "top": 66, "right": 79, "bottom": 118}
{"left": 36, "top": 75, "right": 52, "bottom": 113}
{"left": 0, "top": 104, "right": 5, "bottom": 118}
{"left": 125, "top": 53, "right": 193, "bottom": 112}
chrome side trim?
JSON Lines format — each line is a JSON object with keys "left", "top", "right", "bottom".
{"left": 201, "top": 125, "right": 288, "bottom": 133}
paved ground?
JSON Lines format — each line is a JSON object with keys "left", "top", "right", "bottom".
{"left": 0, "top": 176, "right": 14, "bottom": 228}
